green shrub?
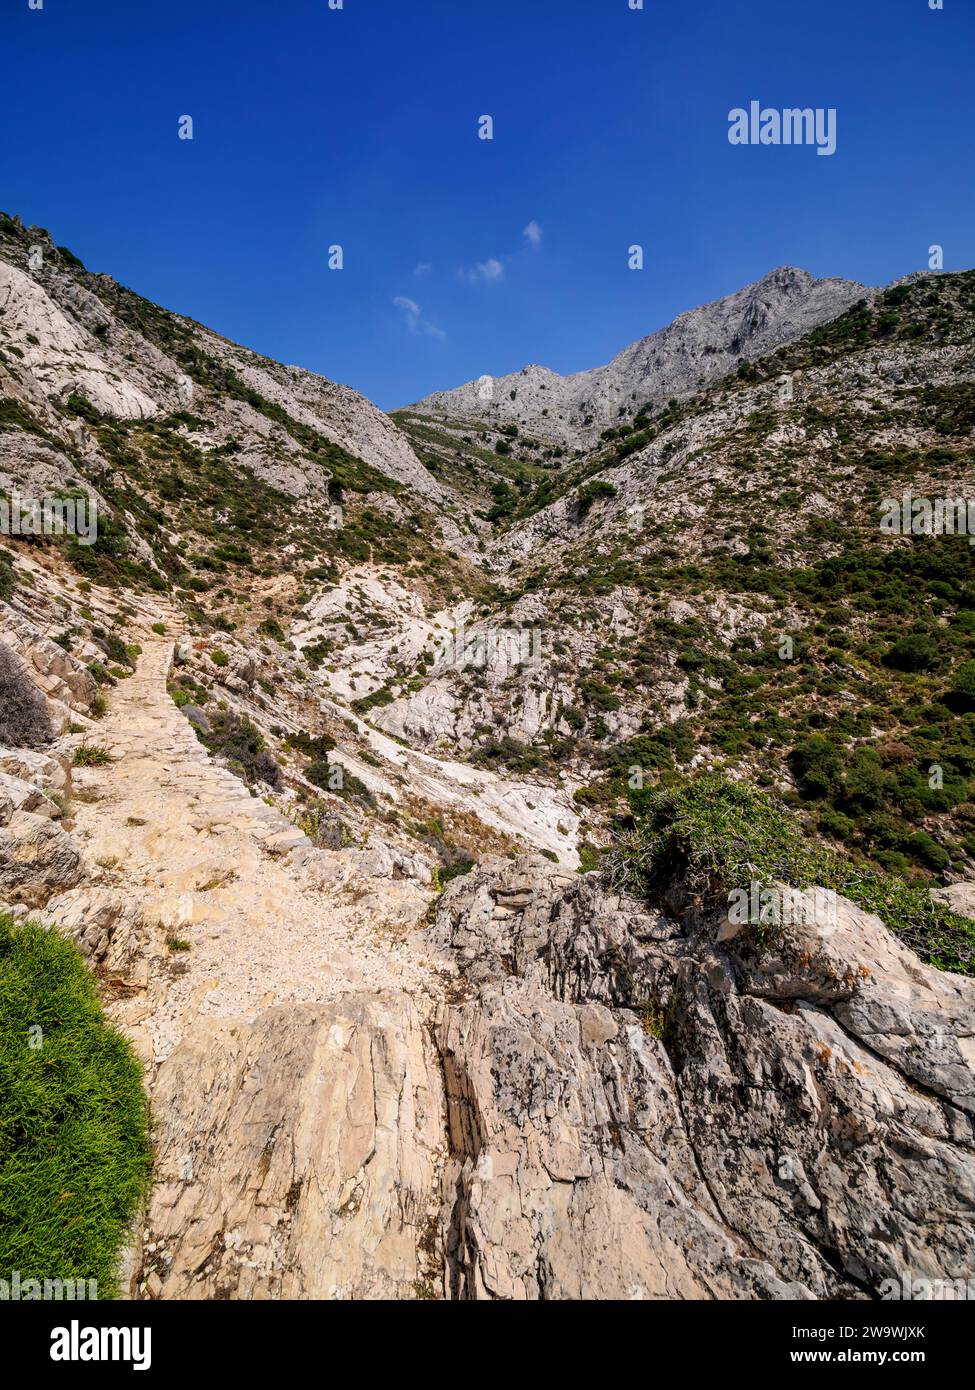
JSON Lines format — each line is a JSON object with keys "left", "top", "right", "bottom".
{"left": 950, "top": 660, "right": 975, "bottom": 708}
{"left": 789, "top": 734, "right": 842, "bottom": 798}
{"left": 841, "top": 748, "right": 891, "bottom": 810}
{"left": 577, "top": 480, "right": 617, "bottom": 519}
{"left": 612, "top": 774, "right": 975, "bottom": 975}
{"left": 56, "top": 245, "right": 85, "bottom": 269}
{"left": 906, "top": 831, "right": 950, "bottom": 871}
{"left": 197, "top": 710, "right": 281, "bottom": 788}
{"left": 883, "top": 633, "right": 939, "bottom": 673}
{"left": 64, "top": 392, "right": 101, "bottom": 425}
{"left": 0, "top": 916, "right": 151, "bottom": 1296}
{"left": 0, "top": 551, "right": 15, "bottom": 603}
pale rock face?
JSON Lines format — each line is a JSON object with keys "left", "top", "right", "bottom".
{"left": 38, "top": 886, "right": 153, "bottom": 981}
{"left": 0, "top": 745, "right": 72, "bottom": 799}
{"left": 0, "top": 769, "right": 58, "bottom": 819}
{"left": 0, "top": 261, "right": 159, "bottom": 418}
{"left": 145, "top": 994, "right": 446, "bottom": 1299}
{"left": 223, "top": 352, "right": 445, "bottom": 501}
{"left": 933, "top": 882, "right": 975, "bottom": 920}
{"left": 2, "top": 606, "right": 98, "bottom": 712}
{"left": 0, "top": 809, "right": 83, "bottom": 906}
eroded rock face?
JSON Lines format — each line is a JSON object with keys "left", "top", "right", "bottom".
{"left": 38, "top": 886, "right": 154, "bottom": 981}
{"left": 430, "top": 857, "right": 975, "bottom": 1300}
{"left": 0, "top": 769, "right": 58, "bottom": 819}
{"left": 1, "top": 615, "right": 97, "bottom": 717}
{"left": 142, "top": 994, "right": 445, "bottom": 1300}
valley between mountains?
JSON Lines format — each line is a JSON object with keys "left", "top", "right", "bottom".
{"left": 1, "top": 210, "right": 974, "bottom": 1300}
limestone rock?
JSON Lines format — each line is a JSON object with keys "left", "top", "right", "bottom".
{"left": 933, "top": 881, "right": 975, "bottom": 920}
{"left": 411, "top": 267, "right": 867, "bottom": 448}
{"left": 430, "top": 857, "right": 975, "bottom": 1300}
{"left": 40, "top": 886, "right": 153, "bottom": 977}
{"left": 0, "top": 809, "right": 83, "bottom": 907}
{"left": 143, "top": 994, "right": 445, "bottom": 1300}
{"left": 0, "top": 770, "right": 58, "bottom": 819}
{"left": 0, "top": 744, "right": 71, "bottom": 798}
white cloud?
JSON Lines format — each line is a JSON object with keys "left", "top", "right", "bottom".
{"left": 458, "top": 257, "right": 505, "bottom": 285}
{"left": 523, "top": 220, "right": 543, "bottom": 249}
{"left": 413, "top": 262, "right": 432, "bottom": 278}
{"left": 393, "top": 295, "right": 445, "bottom": 338}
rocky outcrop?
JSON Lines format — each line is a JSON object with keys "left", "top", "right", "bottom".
{"left": 38, "top": 886, "right": 153, "bottom": 982}
{"left": 1, "top": 613, "right": 97, "bottom": 718}
{"left": 0, "top": 259, "right": 160, "bottom": 419}
{"left": 429, "top": 857, "right": 975, "bottom": 1300}
{"left": 0, "top": 808, "right": 82, "bottom": 906}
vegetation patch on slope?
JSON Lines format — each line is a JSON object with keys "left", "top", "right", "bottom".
{"left": 612, "top": 774, "right": 975, "bottom": 976}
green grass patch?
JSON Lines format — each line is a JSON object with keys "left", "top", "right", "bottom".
{"left": 0, "top": 916, "right": 151, "bottom": 1296}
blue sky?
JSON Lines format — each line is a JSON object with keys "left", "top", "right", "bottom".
{"left": 3, "top": 0, "right": 973, "bottom": 411}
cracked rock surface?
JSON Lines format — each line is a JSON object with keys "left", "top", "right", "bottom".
{"left": 430, "top": 857, "right": 975, "bottom": 1299}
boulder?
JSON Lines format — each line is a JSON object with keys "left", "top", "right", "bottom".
{"left": 0, "top": 810, "right": 83, "bottom": 907}
{"left": 0, "top": 770, "right": 58, "bottom": 819}
{"left": 234, "top": 653, "right": 258, "bottom": 686}
{"left": 933, "top": 881, "right": 975, "bottom": 921}
{"left": 0, "top": 744, "right": 71, "bottom": 798}
{"left": 40, "top": 886, "right": 152, "bottom": 977}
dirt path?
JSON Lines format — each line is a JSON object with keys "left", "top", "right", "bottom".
{"left": 67, "top": 639, "right": 451, "bottom": 1299}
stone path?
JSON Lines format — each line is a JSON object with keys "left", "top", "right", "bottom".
{"left": 72, "top": 639, "right": 440, "bottom": 1060}
{"left": 65, "top": 639, "right": 450, "bottom": 1298}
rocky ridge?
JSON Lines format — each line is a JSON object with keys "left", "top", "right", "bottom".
{"left": 411, "top": 266, "right": 868, "bottom": 447}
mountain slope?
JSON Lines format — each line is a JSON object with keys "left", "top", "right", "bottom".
{"left": 2, "top": 219, "right": 975, "bottom": 1301}
{"left": 409, "top": 266, "right": 868, "bottom": 447}
{"left": 0, "top": 217, "right": 443, "bottom": 502}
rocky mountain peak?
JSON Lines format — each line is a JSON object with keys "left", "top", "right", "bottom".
{"left": 409, "top": 265, "right": 868, "bottom": 446}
